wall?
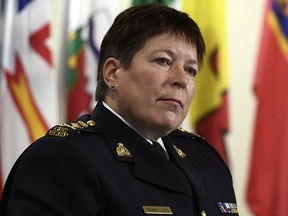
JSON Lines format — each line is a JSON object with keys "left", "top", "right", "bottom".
{"left": 227, "top": 1, "right": 265, "bottom": 215}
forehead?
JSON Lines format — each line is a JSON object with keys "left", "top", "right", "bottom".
{"left": 145, "top": 32, "right": 195, "bottom": 46}
{"left": 139, "top": 33, "right": 197, "bottom": 57}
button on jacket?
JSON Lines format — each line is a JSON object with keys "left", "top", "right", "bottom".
{"left": 0, "top": 102, "right": 238, "bottom": 215}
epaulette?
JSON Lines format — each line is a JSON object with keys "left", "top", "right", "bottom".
{"left": 46, "top": 119, "right": 97, "bottom": 139}
{"left": 173, "top": 128, "right": 229, "bottom": 170}
{"left": 170, "top": 127, "right": 207, "bottom": 143}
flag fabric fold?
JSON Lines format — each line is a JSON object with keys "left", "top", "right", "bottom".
{"left": 247, "top": 0, "right": 288, "bottom": 215}
{"left": 0, "top": 0, "right": 59, "bottom": 193}
{"left": 182, "top": 0, "right": 229, "bottom": 164}
{"left": 67, "top": 0, "right": 117, "bottom": 121}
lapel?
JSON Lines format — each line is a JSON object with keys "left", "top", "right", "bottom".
{"left": 163, "top": 136, "right": 206, "bottom": 214}
{"left": 91, "top": 102, "right": 192, "bottom": 197}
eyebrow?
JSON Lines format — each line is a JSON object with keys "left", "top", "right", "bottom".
{"left": 155, "top": 49, "right": 198, "bottom": 65}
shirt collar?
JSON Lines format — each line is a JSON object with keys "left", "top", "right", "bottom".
{"left": 102, "top": 101, "right": 165, "bottom": 148}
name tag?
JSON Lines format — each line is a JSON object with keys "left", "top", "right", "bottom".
{"left": 142, "top": 206, "right": 173, "bottom": 215}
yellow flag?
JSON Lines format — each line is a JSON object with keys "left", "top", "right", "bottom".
{"left": 182, "top": 0, "right": 229, "bottom": 163}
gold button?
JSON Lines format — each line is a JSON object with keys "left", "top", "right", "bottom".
{"left": 87, "top": 120, "right": 96, "bottom": 126}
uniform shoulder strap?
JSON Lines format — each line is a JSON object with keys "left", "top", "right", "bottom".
{"left": 169, "top": 127, "right": 206, "bottom": 142}
{"left": 46, "top": 114, "right": 99, "bottom": 140}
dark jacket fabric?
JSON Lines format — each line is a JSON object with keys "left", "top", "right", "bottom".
{"left": 0, "top": 102, "right": 238, "bottom": 215}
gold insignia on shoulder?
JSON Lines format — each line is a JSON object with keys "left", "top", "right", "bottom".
{"left": 116, "top": 143, "right": 132, "bottom": 157}
{"left": 48, "top": 126, "right": 69, "bottom": 137}
{"left": 87, "top": 120, "right": 96, "bottom": 126}
{"left": 178, "top": 127, "right": 187, "bottom": 133}
{"left": 71, "top": 123, "right": 81, "bottom": 129}
{"left": 178, "top": 127, "right": 195, "bottom": 135}
{"left": 173, "top": 145, "right": 186, "bottom": 158}
{"left": 58, "top": 121, "right": 89, "bottom": 130}
{"left": 71, "top": 120, "right": 89, "bottom": 129}
{"left": 178, "top": 127, "right": 203, "bottom": 140}
{"left": 201, "top": 210, "right": 206, "bottom": 216}
{"left": 58, "top": 123, "right": 76, "bottom": 130}
{"left": 77, "top": 120, "right": 89, "bottom": 127}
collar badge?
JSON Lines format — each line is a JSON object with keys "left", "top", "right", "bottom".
{"left": 116, "top": 143, "right": 132, "bottom": 157}
{"left": 173, "top": 145, "right": 186, "bottom": 158}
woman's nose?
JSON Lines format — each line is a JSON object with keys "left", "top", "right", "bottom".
{"left": 169, "top": 65, "right": 188, "bottom": 89}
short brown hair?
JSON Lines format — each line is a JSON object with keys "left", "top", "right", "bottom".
{"left": 95, "top": 4, "right": 205, "bottom": 101}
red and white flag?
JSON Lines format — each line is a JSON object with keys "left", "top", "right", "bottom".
{"left": 0, "top": 0, "right": 59, "bottom": 193}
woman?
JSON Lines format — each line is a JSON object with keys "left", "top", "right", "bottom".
{"left": 0, "top": 4, "right": 238, "bottom": 216}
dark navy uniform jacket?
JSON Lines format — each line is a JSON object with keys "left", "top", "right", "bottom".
{"left": 0, "top": 102, "right": 238, "bottom": 215}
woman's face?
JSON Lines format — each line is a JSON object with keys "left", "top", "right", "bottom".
{"left": 107, "top": 33, "right": 198, "bottom": 140}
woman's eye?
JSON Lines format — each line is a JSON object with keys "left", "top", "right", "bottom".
{"left": 156, "top": 58, "right": 170, "bottom": 66}
{"left": 186, "top": 67, "right": 197, "bottom": 77}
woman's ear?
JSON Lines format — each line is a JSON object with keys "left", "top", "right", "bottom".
{"left": 103, "top": 58, "right": 121, "bottom": 89}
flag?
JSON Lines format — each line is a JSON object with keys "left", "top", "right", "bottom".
{"left": 182, "top": 0, "right": 229, "bottom": 164}
{"left": 246, "top": 0, "right": 288, "bottom": 215}
{"left": 0, "top": 0, "right": 5, "bottom": 61}
{"left": 0, "top": 0, "right": 5, "bottom": 195}
{"left": 132, "top": 0, "right": 174, "bottom": 5}
{"left": 0, "top": 0, "right": 59, "bottom": 192}
{"left": 67, "top": 0, "right": 118, "bottom": 121}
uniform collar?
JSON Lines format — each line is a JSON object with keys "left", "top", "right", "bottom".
{"left": 102, "top": 101, "right": 165, "bottom": 149}
{"left": 91, "top": 101, "right": 193, "bottom": 197}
